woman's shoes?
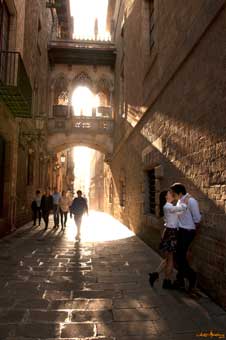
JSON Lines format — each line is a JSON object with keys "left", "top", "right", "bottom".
{"left": 149, "top": 272, "right": 159, "bottom": 287}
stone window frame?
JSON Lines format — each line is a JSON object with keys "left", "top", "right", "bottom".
{"left": 0, "top": 0, "right": 10, "bottom": 50}
{"left": 119, "top": 168, "right": 126, "bottom": 208}
{"left": 144, "top": 168, "right": 156, "bottom": 215}
{"left": 143, "top": 165, "right": 163, "bottom": 217}
{"left": 109, "top": 178, "right": 113, "bottom": 204}
{"left": 119, "top": 180, "right": 126, "bottom": 207}
{"left": 27, "top": 150, "right": 34, "bottom": 186}
{"left": 143, "top": 0, "right": 158, "bottom": 78}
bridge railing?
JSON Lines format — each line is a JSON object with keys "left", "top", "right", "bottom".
{"left": 52, "top": 105, "right": 113, "bottom": 119}
{"left": 47, "top": 115, "right": 114, "bottom": 134}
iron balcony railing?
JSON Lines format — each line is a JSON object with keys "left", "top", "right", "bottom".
{"left": 0, "top": 51, "right": 32, "bottom": 117}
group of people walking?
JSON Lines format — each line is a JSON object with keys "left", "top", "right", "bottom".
{"left": 32, "top": 182, "right": 201, "bottom": 290}
{"left": 149, "top": 183, "right": 201, "bottom": 294}
{"left": 31, "top": 188, "right": 88, "bottom": 239}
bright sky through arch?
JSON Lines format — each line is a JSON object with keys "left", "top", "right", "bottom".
{"left": 70, "top": 0, "right": 109, "bottom": 39}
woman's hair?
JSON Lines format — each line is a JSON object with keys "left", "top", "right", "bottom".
{"left": 159, "top": 190, "right": 168, "bottom": 217}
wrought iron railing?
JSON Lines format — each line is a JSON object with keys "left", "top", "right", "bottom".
{"left": 0, "top": 51, "right": 32, "bottom": 117}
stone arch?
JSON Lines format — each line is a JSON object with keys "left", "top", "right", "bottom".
{"left": 72, "top": 72, "right": 94, "bottom": 92}
{"left": 47, "top": 132, "right": 113, "bottom": 157}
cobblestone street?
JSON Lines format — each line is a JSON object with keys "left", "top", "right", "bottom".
{"left": 0, "top": 212, "right": 225, "bottom": 340}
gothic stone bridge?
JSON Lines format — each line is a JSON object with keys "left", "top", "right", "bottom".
{"left": 47, "top": 105, "right": 114, "bottom": 157}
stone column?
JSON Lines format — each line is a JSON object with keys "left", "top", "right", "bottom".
{"left": 49, "top": 85, "right": 54, "bottom": 118}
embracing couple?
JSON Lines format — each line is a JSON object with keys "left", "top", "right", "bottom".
{"left": 149, "top": 183, "right": 201, "bottom": 293}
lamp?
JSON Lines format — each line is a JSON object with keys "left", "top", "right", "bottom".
{"left": 61, "top": 153, "right": 66, "bottom": 164}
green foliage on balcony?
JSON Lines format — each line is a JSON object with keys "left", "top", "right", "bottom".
{"left": 0, "top": 51, "right": 32, "bottom": 118}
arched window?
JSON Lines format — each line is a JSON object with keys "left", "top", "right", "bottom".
{"left": 96, "top": 91, "right": 111, "bottom": 117}
{"left": 27, "top": 151, "right": 34, "bottom": 186}
{"left": 97, "top": 91, "right": 108, "bottom": 106}
{"left": 54, "top": 76, "right": 68, "bottom": 105}
{"left": 72, "top": 86, "right": 97, "bottom": 116}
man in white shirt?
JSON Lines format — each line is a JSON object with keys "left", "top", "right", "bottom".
{"left": 170, "top": 183, "right": 201, "bottom": 291}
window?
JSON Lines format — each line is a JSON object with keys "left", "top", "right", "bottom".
{"left": 27, "top": 153, "right": 34, "bottom": 185}
{"left": 0, "top": 0, "right": 10, "bottom": 51}
{"left": 39, "top": 159, "right": 43, "bottom": 187}
{"left": 119, "top": 180, "right": 126, "bottom": 207}
{"left": 37, "top": 18, "right": 42, "bottom": 56}
{"left": 148, "top": 169, "right": 156, "bottom": 214}
{"left": 109, "top": 178, "right": 113, "bottom": 203}
{"left": 147, "top": 168, "right": 156, "bottom": 214}
{"left": 148, "top": 0, "right": 155, "bottom": 53}
{"left": 0, "top": 136, "right": 5, "bottom": 216}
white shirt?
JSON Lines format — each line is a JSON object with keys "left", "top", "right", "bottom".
{"left": 35, "top": 196, "right": 41, "bottom": 208}
{"left": 163, "top": 202, "right": 187, "bottom": 229}
{"left": 177, "top": 194, "right": 201, "bottom": 230}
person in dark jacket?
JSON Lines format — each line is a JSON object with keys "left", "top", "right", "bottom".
{"left": 31, "top": 190, "right": 42, "bottom": 226}
{"left": 70, "top": 190, "right": 88, "bottom": 240}
{"left": 41, "top": 188, "right": 53, "bottom": 230}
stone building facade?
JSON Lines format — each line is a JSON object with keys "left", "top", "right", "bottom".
{"left": 1, "top": 0, "right": 226, "bottom": 309}
{"left": 0, "top": 0, "right": 66, "bottom": 236}
{"left": 104, "top": 0, "right": 226, "bottom": 307}
{"left": 89, "top": 151, "right": 105, "bottom": 211}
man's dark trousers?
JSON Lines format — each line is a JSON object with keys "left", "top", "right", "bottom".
{"left": 53, "top": 204, "right": 59, "bottom": 227}
{"left": 176, "top": 228, "right": 196, "bottom": 288}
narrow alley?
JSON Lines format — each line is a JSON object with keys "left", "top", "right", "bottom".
{"left": 0, "top": 213, "right": 225, "bottom": 340}
{"left": 0, "top": 0, "right": 226, "bottom": 338}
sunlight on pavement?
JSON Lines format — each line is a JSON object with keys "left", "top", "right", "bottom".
{"left": 66, "top": 210, "right": 134, "bottom": 242}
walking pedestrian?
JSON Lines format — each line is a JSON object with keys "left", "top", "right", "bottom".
{"left": 149, "top": 190, "right": 189, "bottom": 289}
{"left": 170, "top": 183, "right": 201, "bottom": 292}
{"left": 70, "top": 190, "right": 88, "bottom": 240}
{"left": 41, "top": 188, "right": 53, "bottom": 230}
{"left": 59, "top": 190, "right": 70, "bottom": 231}
{"left": 31, "top": 190, "right": 42, "bottom": 226}
{"left": 52, "top": 187, "right": 61, "bottom": 228}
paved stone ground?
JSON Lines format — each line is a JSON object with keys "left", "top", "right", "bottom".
{"left": 0, "top": 212, "right": 225, "bottom": 340}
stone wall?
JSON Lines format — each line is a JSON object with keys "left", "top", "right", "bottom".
{"left": 90, "top": 151, "right": 105, "bottom": 211}
{"left": 107, "top": 0, "right": 226, "bottom": 307}
{"left": 0, "top": 0, "right": 53, "bottom": 235}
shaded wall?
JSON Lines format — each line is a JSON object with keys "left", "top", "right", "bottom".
{"left": 106, "top": 0, "right": 226, "bottom": 308}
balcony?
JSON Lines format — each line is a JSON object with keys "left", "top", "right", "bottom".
{"left": 0, "top": 51, "right": 32, "bottom": 117}
{"left": 48, "top": 115, "right": 114, "bottom": 135}
{"left": 48, "top": 39, "right": 116, "bottom": 66}
{"left": 47, "top": 107, "right": 114, "bottom": 155}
